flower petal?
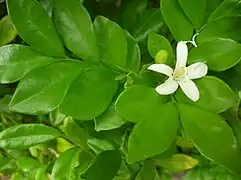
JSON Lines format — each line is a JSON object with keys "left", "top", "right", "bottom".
{"left": 187, "top": 62, "right": 208, "bottom": 80}
{"left": 178, "top": 79, "right": 200, "bottom": 102}
{"left": 148, "top": 64, "right": 173, "bottom": 76}
{"left": 155, "top": 78, "right": 178, "bottom": 95}
{"left": 175, "top": 41, "right": 188, "bottom": 70}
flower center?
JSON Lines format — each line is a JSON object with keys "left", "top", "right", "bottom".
{"left": 173, "top": 67, "right": 186, "bottom": 81}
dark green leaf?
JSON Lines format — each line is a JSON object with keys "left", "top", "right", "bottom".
{"left": 39, "top": 0, "right": 53, "bottom": 17}
{"left": 60, "top": 66, "right": 118, "bottom": 120}
{"left": 161, "top": 0, "right": 193, "bottom": 41}
{"left": 95, "top": 103, "right": 125, "bottom": 131}
{"left": 189, "top": 38, "right": 241, "bottom": 71}
{"left": 10, "top": 61, "right": 84, "bottom": 114}
{"left": 94, "top": 16, "right": 127, "bottom": 70}
{"left": 178, "top": 0, "right": 206, "bottom": 29}
{"left": 148, "top": 32, "right": 174, "bottom": 65}
{"left": 115, "top": 85, "right": 169, "bottom": 123}
{"left": 176, "top": 76, "right": 238, "bottom": 113}
{"left": 52, "top": 147, "right": 81, "bottom": 180}
{"left": 53, "top": 0, "right": 99, "bottom": 62}
{"left": 125, "top": 31, "right": 141, "bottom": 72}
{"left": 7, "top": 0, "right": 65, "bottom": 57}
{"left": 178, "top": 104, "right": 241, "bottom": 174}
{"left": 0, "top": 124, "right": 61, "bottom": 149}
{"left": 81, "top": 150, "right": 121, "bottom": 180}
{"left": 127, "top": 103, "right": 179, "bottom": 163}
{"left": 135, "top": 160, "right": 156, "bottom": 180}
{"left": 0, "top": 15, "right": 17, "bottom": 46}
{"left": 0, "top": 44, "right": 54, "bottom": 83}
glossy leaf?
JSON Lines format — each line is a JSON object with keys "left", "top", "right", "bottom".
{"left": 53, "top": 0, "right": 99, "bottom": 62}
{"left": 178, "top": 0, "right": 206, "bottom": 29}
{"left": 125, "top": 31, "right": 141, "bottom": 72}
{"left": 95, "top": 103, "right": 125, "bottom": 131}
{"left": 155, "top": 154, "right": 198, "bottom": 172}
{"left": 161, "top": 0, "right": 193, "bottom": 41}
{"left": 52, "top": 147, "right": 81, "bottom": 180}
{"left": 178, "top": 104, "right": 241, "bottom": 174}
{"left": 10, "top": 61, "right": 84, "bottom": 114}
{"left": 39, "top": 0, "right": 53, "bottom": 17}
{"left": 94, "top": 16, "right": 127, "bottom": 70}
{"left": 127, "top": 103, "right": 179, "bottom": 163}
{"left": 115, "top": 85, "right": 169, "bottom": 123}
{"left": 7, "top": 0, "right": 65, "bottom": 57}
{"left": 0, "top": 124, "right": 61, "bottom": 149}
{"left": 148, "top": 32, "right": 174, "bottom": 65}
{"left": 0, "top": 44, "right": 54, "bottom": 83}
{"left": 189, "top": 38, "right": 241, "bottom": 71}
{"left": 0, "top": 15, "right": 17, "bottom": 46}
{"left": 176, "top": 76, "right": 238, "bottom": 113}
{"left": 81, "top": 150, "right": 122, "bottom": 180}
{"left": 87, "top": 137, "right": 115, "bottom": 154}
{"left": 60, "top": 66, "right": 118, "bottom": 120}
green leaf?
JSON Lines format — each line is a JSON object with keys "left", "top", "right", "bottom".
{"left": 0, "top": 44, "right": 55, "bottom": 83}
{"left": 87, "top": 137, "right": 115, "bottom": 154}
{"left": 95, "top": 103, "right": 125, "bottom": 131}
{"left": 189, "top": 38, "right": 241, "bottom": 71}
{"left": 30, "top": 165, "right": 47, "bottom": 180}
{"left": 148, "top": 32, "right": 174, "bottom": 65}
{"left": 16, "top": 157, "right": 40, "bottom": 172}
{"left": 127, "top": 103, "right": 179, "bottom": 163}
{"left": 155, "top": 154, "right": 199, "bottom": 172}
{"left": 115, "top": 85, "right": 169, "bottom": 123}
{"left": 0, "top": 124, "right": 61, "bottom": 149}
{"left": 198, "top": 0, "right": 241, "bottom": 42}
{"left": 53, "top": 0, "right": 99, "bottom": 63}
{"left": 178, "top": 0, "right": 206, "bottom": 29}
{"left": 161, "top": 0, "right": 193, "bottom": 41}
{"left": 7, "top": 0, "right": 65, "bottom": 57}
{"left": 178, "top": 104, "right": 241, "bottom": 174}
{"left": 39, "top": 0, "right": 53, "bottom": 17}
{"left": 52, "top": 147, "right": 81, "bottom": 180}
{"left": 12, "top": 172, "right": 29, "bottom": 180}
{"left": 10, "top": 61, "right": 84, "bottom": 114}
{"left": 135, "top": 160, "right": 156, "bottom": 180}
{"left": 130, "top": 9, "right": 163, "bottom": 43}
{"left": 94, "top": 16, "right": 127, "bottom": 70}
{"left": 176, "top": 76, "right": 238, "bottom": 113}
{"left": 81, "top": 150, "right": 121, "bottom": 180}
{"left": 0, "top": 15, "right": 17, "bottom": 46}
{"left": 59, "top": 117, "right": 89, "bottom": 151}
{"left": 60, "top": 66, "right": 118, "bottom": 120}
{"left": 125, "top": 31, "right": 141, "bottom": 72}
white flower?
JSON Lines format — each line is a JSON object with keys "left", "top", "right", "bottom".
{"left": 147, "top": 39, "right": 208, "bottom": 102}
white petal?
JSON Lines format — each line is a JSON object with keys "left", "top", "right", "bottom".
{"left": 187, "top": 62, "right": 208, "bottom": 80}
{"left": 175, "top": 41, "right": 188, "bottom": 70}
{"left": 178, "top": 79, "right": 200, "bottom": 102}
{"left": 155, "top": 78, "right": 178, "bottom": 95}
{"left": 147, "top": 64, "right": 173, "bottom": 76}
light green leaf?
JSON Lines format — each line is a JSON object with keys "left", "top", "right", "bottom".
{"left": 0, "top": 124, "right": 61, "bottom": 149}
{"left": 189, "top": 38, "right": 241, "bottom": 71}
{"left": 52, "top": 147, "right": 81, "bottom": 180}
{"left": 60, "top": 66, "right": 118, "bottom": 120}
{"left": 178, "top": 104, "right": 241, "bottom": 174}
{"left": 115, "top": 85, "right": 169, "bottom": 123}
{"left": 87, "top": 137, "right": 115, "bottom": 154}
{"left": 125, "top": 31, "right": 141, "bottom": 72}
{"left": 12, "top": 172, "right": 29, "bottom": 180}
{"left": 10, "top": 61, "right": 84, "bottom": 114}
{"left": 161, "top": 0, "right": 193, "bottom": 41}
{"left": 155, "top": 154, "right": 198, "bottom": 172}
{"left": 135, "top": 160, "right": 156, "bottom": 180}
{"left": 0, "top": 15, "right": 17, "bottom": 46}
{"left": 53, "top": 0, "right": 99, "bottom": 63}
{"left": 127, "top": 103, "right": 179, "bottom": 163}
{"left": 81, "top": 150, "right": 121, "bottom": 180}
{"left": 95, "top": 103, "right": 125, "bottom": 131}
{"left": 16, "top": 157, "right": 40, "bottom": 172}
{"left": 0, "top": 44, "right": 54, "bottom": 83}
{"left": 94, "top": 16, "right": 127, "bottom": 70}
{"left": 178, "top": 0, "right": 206, "bottom": 29}
{"left": 176, "top": 76, "right": 238, "bottom": 113}
{"left": 7, "top": 0, "right": 65, "bottom": 57}
{"left": 148, "top": 32, "right": 174, "bottom": 65}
